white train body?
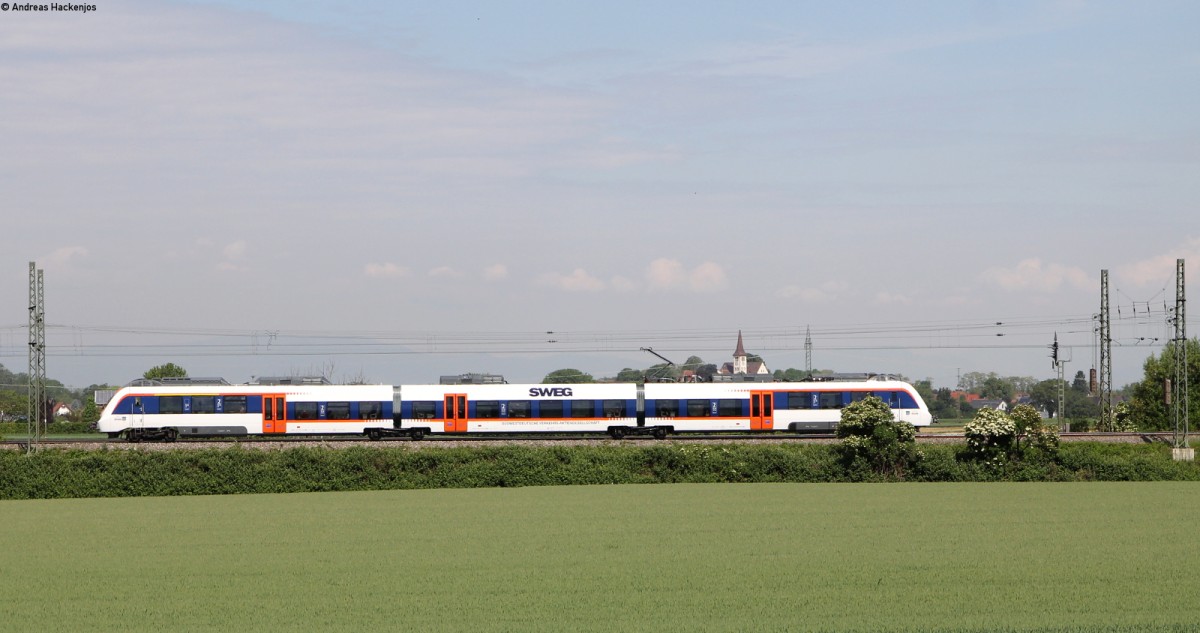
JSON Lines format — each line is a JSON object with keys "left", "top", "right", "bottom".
{"left": 97, "top": 379, "right": 931, "bottom": 440}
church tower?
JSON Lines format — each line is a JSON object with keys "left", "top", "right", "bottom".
{"left": 733, "top": 330, "right": 748, "bottom": 374}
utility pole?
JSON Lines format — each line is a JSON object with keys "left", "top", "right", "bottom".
{"left": 27, "top": 262, "right": 46, "bottom": 453}
{"left": 804, "top": 325, "right": 812, "bottom": 376}
{"left": 1099, "top": 269, "right": 1113, "bottom": 431}
{"left": 1170, "top": 259, "right": 1191, "bottom": 459}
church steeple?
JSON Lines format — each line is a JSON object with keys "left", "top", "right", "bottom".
{"left": 733, "top": 330, "right": 748, "bottom": 374}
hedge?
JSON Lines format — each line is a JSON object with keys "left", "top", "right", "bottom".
{"left": 2, "top": 443, "right": 1198, "bottom": 499}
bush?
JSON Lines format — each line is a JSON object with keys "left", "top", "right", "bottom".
{"left": 835, "top": 395, "right": 922, "bottom": 478}
{"left": 964, "top": 408, "right": 1017, "bottom": 460}
{"left": 1, "top": 442, "right": 1197, "bottom": 500}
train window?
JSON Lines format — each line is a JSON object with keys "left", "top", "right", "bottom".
{"left": 295, "top": 402, "right": 318, "bottom": 420}
{"left": 359, "top": 402, "right": 383, "bottom": 419}
{"left": 850, "top": 391, "right": 868, "bottom": 403}
{"left": 654, "top": 400, "right": 679, "bottom": 417}
{"left": 476, "top": 401, "right": 500, "bottom": 419}
{"left": 539, "top": 401, "right": 564, "bottom": 418}
{"left": 686, "top": 400, "right": 710, "bottom": 417}
{"left": 159, "top": 396, "right": 184, "bottom": 414}
{"left": 603, "top": 400, "right": 627, "bottom": 418}
{"left": 191, "top": 396, "right": 216, "bottom": 414}
{"left": 508, "top": 401, "right": 531, "bottom": 418}
{"left": 327, "top": 402, "right": 351, "bottom": 419}
{"left": 223, "top": 396, "right": 248, "bottom": 414}
{"left": 571, "top": 400, "right": 595, "bottom": 418}
{"left": 412, "top": 401, "right": 436, "bottom": 419}
{"left": 717, "top": 399, "right": 742, "bottom": 417}
{"left": 818, "top": 392, "right": 843, "bottom": 409}
{"left": 787, "top": 392, "right": 811, "bottom": 409}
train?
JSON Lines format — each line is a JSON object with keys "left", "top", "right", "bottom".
{"left": 96, "top": 376, "right": 933, "bottom": 441}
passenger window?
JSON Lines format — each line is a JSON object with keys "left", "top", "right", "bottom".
{"left": 326, "top": 402, "right": 351, "bottom": 419}
{"left": 223, "top": 396, "right": 248, "bottom": 414}
{"left": 655, "top": 400, "right": 679, "bottom": 417}
{"left": 159, "top": 396, "right": 183, "bottom": 414}
{"left": 191, "top": 396, "right": 216, "bottom": 413}
{"left": 508, "top": 401, "right": 531, "bottom": 418}
{"left": 294, "top": 402, "right": 318, "bottom": 420}
{"left": 687, "top": 400, "right": 710, "bottom": 417}
{"left": 476, "top": 401, "right": 500, "bottom": 419}
{"left": 717, "top": 399, "right": 742, "bottom": 417}
{"left": 603, "top": 400, "right": 627, "bottom": 418}
{"left": 412, "top": 402, "right": 436, "bottom": 419}
{"left": 571, "top": 400, "right": 595, "bottom": 418}
{"left": 539, "top": 401, "right": 564, "bottom": 418}
{"left": 359, "top": 402, "right": 383, "bottom": 419}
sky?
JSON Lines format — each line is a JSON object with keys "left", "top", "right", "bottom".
{"left": 1, "top": 0, "right": 1197, "bottom": 390}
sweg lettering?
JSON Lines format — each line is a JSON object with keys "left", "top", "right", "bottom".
{"left": 529, "top": 387, "right": 573, "bottom": 397}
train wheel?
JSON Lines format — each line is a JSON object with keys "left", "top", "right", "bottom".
{"left": 652, "top": 427, "right": 669, "bottom": 440}
{"left": 163, "top": 428, "right": 178, "bottom": 442}
{"left": 366, "top": 429, "right": 382, "bottom": 441}
{"left": 609, "top": 428, "right": 626, "bottom": 440}
{"left": 409, "top": 429, "right": 425, "bottom": 441}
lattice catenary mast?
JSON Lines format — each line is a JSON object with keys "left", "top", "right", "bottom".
{"left": 1099, "top": 269, "right": 1113, "bottom": 431}
{"left": 1171, "top": 259, "right": 1189, "bottom": 451}
{"left": 27, "top": 262, "right": 47, "bottom": 452}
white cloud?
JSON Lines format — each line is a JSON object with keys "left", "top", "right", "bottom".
{"left": 429, "top": 266, "right": 465, "bottom": 279}
{"left": 610, "top": 276, "right": 638, "bottom": 293}
{"left": 689, "top": 261, "right": 728, "bottom": 292}
{"left": 980, "top": 258, "right": 1091, "bottom": 292}
{"left": 875, "top": 291, "right": 913, "bottom": 306}
{"left": 645, "top": 258, "right": 728, "bottom": 292}
{"left": 537, "top": 268, "right": 606, "bottom": 292}
{"left": 364, "top": 262, "right": 410, "bottom": 278}
{"left": 222, "top": 240, "right": 247, "bottom": 260}
{"left": 40, "top": 246, "right": 89, "bottom": 270}
{"left": 776, "top": 281, "right": 848, "bottom": 303}
{"left": 1116, "top": 238, "right": 1200, "bottom": 286}
{"left": 482, "top": 264, "right": 509, "bottom": 281}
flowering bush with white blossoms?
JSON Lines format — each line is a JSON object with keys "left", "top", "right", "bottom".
{"left": 964, "top": 407, "right": 1017, "bottom": 458}
{"left": 965, "top": 404, "right": 1060, "bottom": 461}
{"left": 836, "top": 395, "right": 922, "bottom": 477}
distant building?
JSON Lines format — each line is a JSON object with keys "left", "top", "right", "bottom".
{"left": 716, "top": 331, "right": 771, "bottom": 381}
{"left": 440, "top": 373, "right": 507, "bottom": 385}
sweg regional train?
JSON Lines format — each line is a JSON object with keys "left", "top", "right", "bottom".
{"left": 97, "top": 377, "right": 932, "bottom": 441}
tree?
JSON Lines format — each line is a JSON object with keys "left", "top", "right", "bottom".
{"left": 144, "top": 363, "right": 188, "bottom": 381}
{"left": 1071, "top": 371, "right": 1089, "bottom": 394}
{"left": 614, "top": 368, "right": 644, "bottom": 383}
{"left": 542, "top": 368, "right": 594, "bottom": 384}
{"left": 979, "top": 376, "right": 1015, "bottom": 404}
{"left": 1125, "top": 338, "right": 1200, "bottom": 432}
{"left": 1029, "top": 379, "right": 1062, "bottom": 419}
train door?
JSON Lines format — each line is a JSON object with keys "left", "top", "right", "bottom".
{"left": 262, "top": 395, "right": 287, "bottom": 434}
{"left": 750, "top": 391, "right": 774, "bottom": 430}
{"left": 443, "top": 393, "right": 468, "bottom": 433}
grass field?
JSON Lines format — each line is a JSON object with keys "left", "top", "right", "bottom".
{"left": 1, "top": 483, "right": 1197, "bottom": 632}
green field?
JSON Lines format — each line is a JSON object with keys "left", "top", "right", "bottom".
{"left": 1, "top": 483, "right": 1197, "bottom": 632}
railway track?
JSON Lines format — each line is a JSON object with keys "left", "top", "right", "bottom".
{"left": 1, "top": 431, "right": 1177, "bottom": 450}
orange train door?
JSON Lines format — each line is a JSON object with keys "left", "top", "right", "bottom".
{"left": 750, "top": 391, "right": 774, "bottom": 431}
{"left": 444, "top": 393, "right": 468, "bottom": 433}
{"left": 262, "top": 395, "right": 287, "bottom": 434}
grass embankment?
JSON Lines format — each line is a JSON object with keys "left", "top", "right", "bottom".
{"left": 0, "top": 483, "right": 1196, "bottom": 632}
{"left": 1, "top": 443, "right": 1198, "bottom": 500}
